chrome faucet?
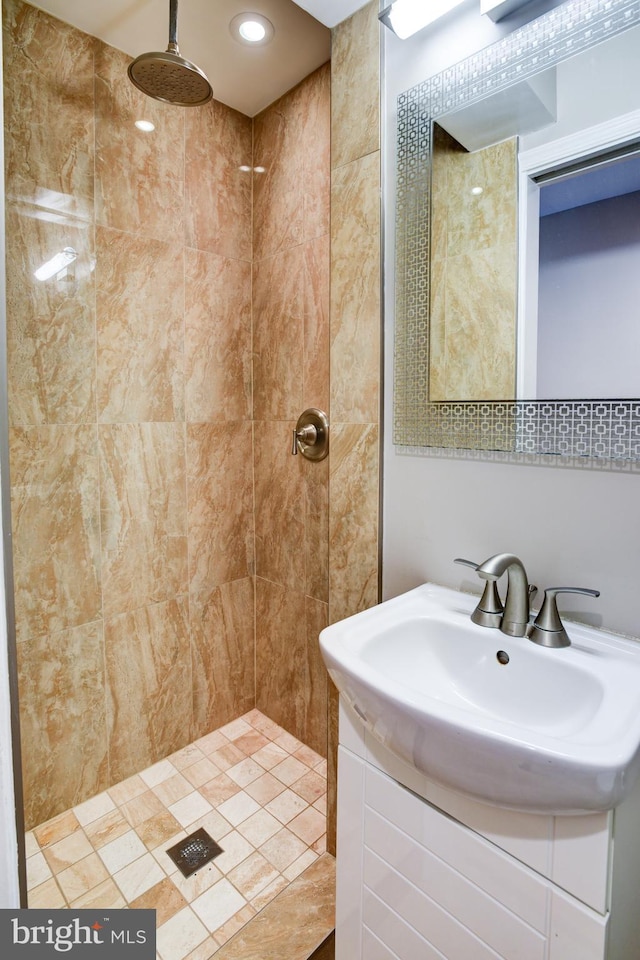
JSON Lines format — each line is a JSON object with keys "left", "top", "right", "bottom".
{"left": 529, "top": 586, "right": 600, "bottom": 647}
{"left": 476, "top": 553, "right": 531, "bottom": 638}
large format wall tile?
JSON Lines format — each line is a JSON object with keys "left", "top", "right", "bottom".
{"left": 330, "top": 151, "right": 381, "bottom": 424}
{"left": 185, "top": 101, "right": 252, "bottom": 261}
{"left": 2, "top": 0, "right": 95, "bottom": 219}
{"left": 5, "top": 206, "right": 96, "bottom": 425}
{"left": 253, "top": 247, "right": 305, "bottom": 422}
{"left": 329, "top": 423, "right": 379, "bottom": 625}
{"left": 303, "top": 235, "right": 330, "bottom": 415}
{"left": 191, "top": 578, "right": 255, "bottom": 738}
{"left": 99, "top": 423, "right": 188, "bottom": 619}
{"left": 10, "top": 425, "right": 101, "bottom": 643}
{"left": 185, "top": 249, "right": 252, "bottom": 423}
{"left": 303, "top": 597, "right": 329, "bottom": 755}
{"left": 254, "top": 419, "right": 328, "bottom": 603}
{"left": 255, "top": 578, "right": 307, "bottom": 737}
{"left": 440, "top": 244, "right": 517, "bottom": 400}
{"left": 253, "top": 94, "right": 305, "bottom": 262}
{"left": 105, "top": 597, "right": 191, "bottom": 783}
{"left": 253, "top": 63, "right": 330, "bottom": 261}
{"left": 304, "top": 453, "right": 329, "bottom": 605}
{"left": 17, "top": 621, "right": 108, "bottom": 829}
{"left": 254, "top": 581, "right": 328, "bottom": 754}
{"left": 444, "top": 136, "right": 517, "bottom": 257}
{"left": 297, "top": 62, "right": 331, "bottom": 242}
{"left": 254, "top": 421, "right": 306, "bottom": 592}
{"left": 327, "top": 1, "right": 382, "bottom": 841}
{"left": 96, "top": 226, "right": 185, "bottom": 423}
{"left": 252, "top": 63, "right": 330, "bottom": 759}
{"left": 94, "top": 42, "right": 184, "bottom": 240}
{"left": 430, "top": 127, "right": 517, "bottom": 401}
{"left": 187, "top": 422, "right": 255, "bottom": 596}
{"left": 331, "top": 2, "right": 379, "bottom": 171}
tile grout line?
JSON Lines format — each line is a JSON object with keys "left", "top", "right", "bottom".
{"left": 26, "top": 711, "right": 327, "bottom": 958}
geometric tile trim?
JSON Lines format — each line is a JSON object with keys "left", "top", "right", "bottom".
{"left": 398, "top": 399, "right": 640, "bottom": 460}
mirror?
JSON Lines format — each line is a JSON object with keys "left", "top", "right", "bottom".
{"left": 394, "top": 0, "right": 640, "bottom": 459}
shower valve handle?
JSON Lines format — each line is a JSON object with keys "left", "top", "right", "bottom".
{"left": 292, "top": 425, "right": 317, "bottom": 455}
{"left": 291, "top": 409, "right": 329, "bottom": 461}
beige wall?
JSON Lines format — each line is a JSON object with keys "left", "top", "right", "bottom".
{"left": 4, "top": 0, "right": 331, "bottom": 830}
{"left": 327, "top": 0, "right": 381, "bottom": 854}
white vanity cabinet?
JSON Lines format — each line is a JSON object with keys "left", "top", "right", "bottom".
{"left": 336, "top": 699, "right": 640, "bottom": 960}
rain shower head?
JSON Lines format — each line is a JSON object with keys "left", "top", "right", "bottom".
{"left": 127, "top": 0, "right": 213, "bottom": 107}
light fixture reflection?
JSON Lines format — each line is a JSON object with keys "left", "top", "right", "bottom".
{"left": 379, "top": 0, "right": 466, "bottom": 39}
{"left": 34, "top": 247, "right": 77, "bottom": 282}
{"left": 135, "top": 119, "right": 155, "bottom": 132}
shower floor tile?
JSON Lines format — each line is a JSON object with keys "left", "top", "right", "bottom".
{"left": 26, "top": 710, "right": 328, "bottom": 957}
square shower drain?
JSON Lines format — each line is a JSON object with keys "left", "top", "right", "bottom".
{"left": 166, "top": 827, "right": 224, "bottom": 878}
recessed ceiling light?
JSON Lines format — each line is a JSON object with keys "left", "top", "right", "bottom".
{"left": 230, "top": 13, "right": 275, "bottom": 46}
{"left": 240, "top": 20, "right": 265, "bottom": 42}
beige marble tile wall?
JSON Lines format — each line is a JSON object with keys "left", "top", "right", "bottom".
{"left": 327, "top": 0, "right": 381, "bottom": 853}
{"left": 252, "top": 65, "right": 331, "bottom": 761}
{"left": 430, "top": 124, "right": 518, "bottom": 401}
{"left": 3, "top": 0, "right": 255, "bottom": 830}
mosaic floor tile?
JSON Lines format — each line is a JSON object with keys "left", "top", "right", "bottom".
{"left": 27, "top": 711, "right": 329, "bottom": 958}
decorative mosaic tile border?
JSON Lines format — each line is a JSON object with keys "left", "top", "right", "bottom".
{"left": 400, "top": 399, "right": 640, "bottom": 459}
{"left": 394, "top": 0, "right": 640, "bottom": 460}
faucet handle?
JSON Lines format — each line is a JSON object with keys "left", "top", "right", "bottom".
{"left": 454, "top": 557, "right": 479, "bottom": 571}
{"left": 529, "top": 586, "right": 600, "bottom": 648}
{"left": 454, "top": 558, "right": 504, "bottom": 628}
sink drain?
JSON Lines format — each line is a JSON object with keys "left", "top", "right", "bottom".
{"left": 166, "top": 827, "right": 223, "bottom": 877}
{"left": 496, "top": 650, "right": 510, "bottom": 665}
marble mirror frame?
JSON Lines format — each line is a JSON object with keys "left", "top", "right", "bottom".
{"left": 394, "top": 0, "right": 640, "bottom": 460}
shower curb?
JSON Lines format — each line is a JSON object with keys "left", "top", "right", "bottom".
{"left": 212, "top": 853, "right": 335, "bottom": 959}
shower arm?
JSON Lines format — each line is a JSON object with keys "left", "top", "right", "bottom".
{"left": 168, "top": 0, "right": 179, "bottom": 53}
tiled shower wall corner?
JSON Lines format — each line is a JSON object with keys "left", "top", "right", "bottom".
{"left": 252, "top": 64, "right": 331, "bottom": 757}
{"left": 4, "top": 0, "right": 330, "bottom": 831}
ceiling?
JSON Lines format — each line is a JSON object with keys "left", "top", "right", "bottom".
{"left": 30, "top": 0, "right": 369, "bottom": 117}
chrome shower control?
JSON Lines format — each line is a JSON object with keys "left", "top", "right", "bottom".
{"left": 291, "top": 408, "right": 329, "bottom": 461}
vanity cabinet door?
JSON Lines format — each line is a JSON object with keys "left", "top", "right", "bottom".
{"left": 336, "top": 745, "right": 610, "bottom": 960}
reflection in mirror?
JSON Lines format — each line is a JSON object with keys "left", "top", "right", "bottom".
{"left": 429, "top": 125, "right": 517, "bottom": 402}
{"left": 394, "top": 0, "right": 640, "bottom": 459}
{"left": 531, "top": 149, "right": 640, "bottom": 399}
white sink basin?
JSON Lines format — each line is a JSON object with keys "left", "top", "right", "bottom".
{"left": 320, "top": 583, "right": 640, "bottom": 814}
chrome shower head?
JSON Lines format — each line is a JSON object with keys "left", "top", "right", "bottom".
{"left": 127, "top": 0, "right": 212, "bottom": 107}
